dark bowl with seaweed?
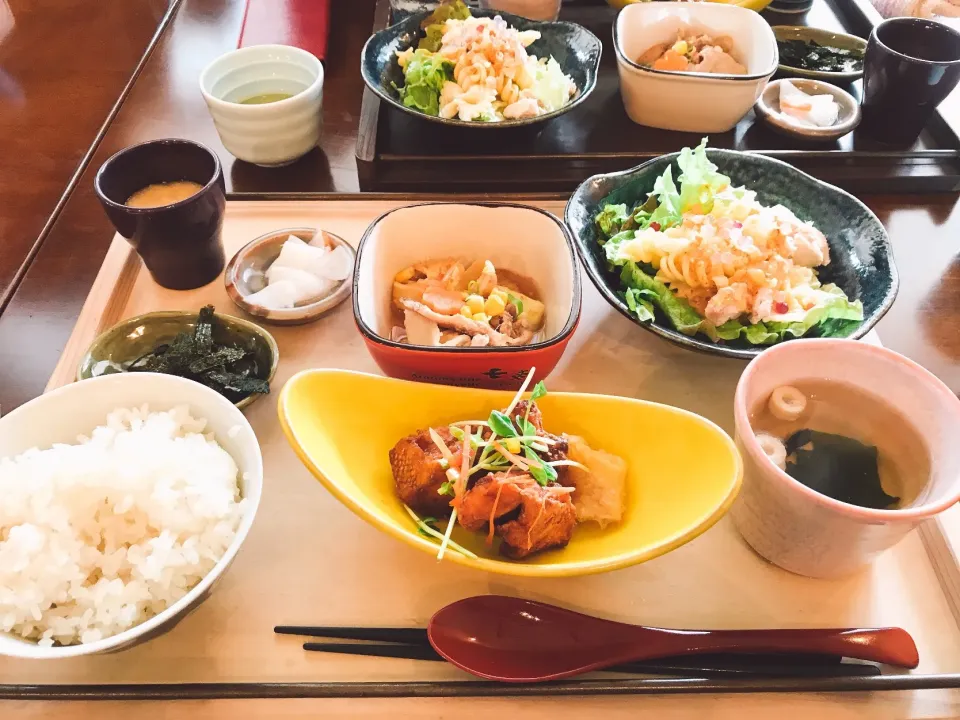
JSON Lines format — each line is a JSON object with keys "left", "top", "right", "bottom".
{"left": 360, "top": 4, "right": 601, "bottom": 130}
{"left": 773, "top": 27, "right": 867, "bottom": 82}
{"left": 565, "top": 148, "right": 899, "bottom": 360}
{"left": 77, "top": 307, "right": 279, "bottom": 409}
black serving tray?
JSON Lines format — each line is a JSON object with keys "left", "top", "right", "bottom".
{"left": 356, "top": 0, "right": 960, "bottom": 194}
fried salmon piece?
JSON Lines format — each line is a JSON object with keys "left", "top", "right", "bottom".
{"left": 389, "top": 427, "right": 459, "bottom": 517}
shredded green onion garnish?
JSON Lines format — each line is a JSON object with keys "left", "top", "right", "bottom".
{"left": 403, "top": 505, "right": 478, "bottom": 559}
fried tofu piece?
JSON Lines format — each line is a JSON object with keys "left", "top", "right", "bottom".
{"left": 389, "top": 427, "right": 459, "bottom": 517}
{"left": 566, "top": 435, "right": 627, "bottom": 528}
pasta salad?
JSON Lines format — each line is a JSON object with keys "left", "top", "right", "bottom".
{"left": 594, "top": 140, "right": 864, "bottom": 346}
{"left": 394, "top": 1, "right": 576, "bottom": 122}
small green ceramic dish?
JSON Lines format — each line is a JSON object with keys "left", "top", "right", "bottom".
{"left": 77, "top": 310, "right": 279, "bottom": 410}
{"left": 773, "top": 26, "right": 867, "bottom": 82}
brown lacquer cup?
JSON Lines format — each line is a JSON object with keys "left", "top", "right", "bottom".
{"left": 95, "top": 139, "right": 227, "bottom": 290}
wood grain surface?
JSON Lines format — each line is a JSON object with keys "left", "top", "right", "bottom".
{"left": 0, "top": 0, "right": 172, "bottom": 306}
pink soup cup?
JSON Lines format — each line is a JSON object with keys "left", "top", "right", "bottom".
{"left": 731, "top": 338, "right": 960, "bottom": 578}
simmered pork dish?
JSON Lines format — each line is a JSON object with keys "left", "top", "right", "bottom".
{"left": 388, "top": 381, "right": 628, "bottom": 560}
{"left": 637, "top": 30, "right": 746, "bottom": 75}
{"left": 390, "top": 257, "right": 545, "bottom": 348}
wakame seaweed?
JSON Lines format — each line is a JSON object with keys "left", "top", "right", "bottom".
{"left": 128, "top": 305, "right": 270, "bottom": 402}
{"left": 777, "top": 39, "right": 864, "bottom": 73}
{"left": 784, "top": 429, "right": 899, "bottom": 510}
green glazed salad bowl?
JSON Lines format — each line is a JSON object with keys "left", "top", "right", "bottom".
{"left": 360, "top": 7, "right": 601, "bottom": 129}
{"left": 565, "top": 149, "right": 899, "bottom": 360}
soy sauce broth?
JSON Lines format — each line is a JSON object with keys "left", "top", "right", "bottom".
{"left": 750, "top": 379, "right": 931, "bottom": 508}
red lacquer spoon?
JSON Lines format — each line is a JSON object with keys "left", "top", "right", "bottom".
{"left": 427, "top": 595, "right": 919, "bottom": 683}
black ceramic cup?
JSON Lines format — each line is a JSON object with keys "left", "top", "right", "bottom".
{"left": 95, "top": 139, "right": 227, "bottom": 290}
{"left": 860, "top": 17, "right": 960, "bottom": 146}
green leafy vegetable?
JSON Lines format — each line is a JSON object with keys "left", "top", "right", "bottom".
{"left": 530, "top": 381, "right": 547, "bottom": 401}
{"left": 127, "top": 305, "right": 270, "bottom": 402}
{"left": 624, "top": 287, "right": 657, "bottom": 323}
{"left": 646, "top": 166, "right": 683, "bottom": 231}
{"left": 395, "top": 50, "right": 453, "bottom": 116}
{"left": 675, "top": 137, "right": 731, "bottom": 215}
{"left": 518, "top": 416, "right": 537, "bottom": 437}
{"left": 596, "top": 204, "right": 630, "bottom": 238}
{"left": 524, "top": 446, "right": 558, "bottom": 486}
{"left": 488, "top": 410, "right": 518, "bottom": 438}
{"left": 620, "top": 263, "right": 708, "bottom": 336}
{"left": 418, "top": 0, "right": 471, "bottom": 52}
{"left": 712, "top": 286, "right": 864, "bottom": 345}
{"left": 784, "top": 430, "right": 898, "bottom": 509}
{"left": 437, "top": 481, "right": 455, "bottom": 497}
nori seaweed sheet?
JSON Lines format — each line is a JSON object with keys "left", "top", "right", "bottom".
{"left": 128, "top": 305, "right": 270, "bottom": 403}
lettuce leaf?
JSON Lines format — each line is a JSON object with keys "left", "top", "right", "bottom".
{"left": 619, "top": 262, "right": 707, "bottom": 336}
{"left": 713, "top": 286, "right": 864, "bottom": 345}
{"left": 596, "top": 204, "right": 630, "bottom": 239}
{"left": 646, "top": 166, "right": 682, "bottom": 230}
{"left": 418, "top": 0, "right": 471, "bottom": 52}
{"left": 395, "top": 50, "right": 453, "bottom": 116}
{"left": 675, "top": 137, "right": 730, "bottom": 215}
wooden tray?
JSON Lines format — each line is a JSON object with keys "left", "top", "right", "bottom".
{"left": 355, "top": 0, "right": 960, "bottom": 194}
{"left": 3, "top": 200, "right": 960, "bottom": 718}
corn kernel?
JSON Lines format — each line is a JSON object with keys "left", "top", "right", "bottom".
{"left": 472, "top": 313, "right": 489, "bottom": 324}
{"left": 466, "top": 294, "right": 485, "bottom": 314}
{"left": 505, "top": 438, "right": 522, "bottom": 455}
{"left": 484, "top": 294, "right": 506, "bottom": 317}
{"left": 491, "top": 288, "right": 508, "bottom": 303}
{"left": 672, "top": 40, "right": 688, "bottom": 55}
{"left": 459, "top": 305, "right": 472, "bottom": 318}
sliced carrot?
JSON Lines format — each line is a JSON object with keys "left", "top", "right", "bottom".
{"left": 653, "top": 50, "right": 690, "bottom": 72}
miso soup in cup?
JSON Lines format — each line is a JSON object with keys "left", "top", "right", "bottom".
{"left": 731, "top": 339, "right": 960, "bottom": 578}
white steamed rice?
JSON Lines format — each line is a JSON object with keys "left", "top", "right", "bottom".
{"left": 0, "top": 405, "right": 247, "bottom": 647}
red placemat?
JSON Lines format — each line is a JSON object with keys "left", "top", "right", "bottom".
{"left": 238, "top": 0, "right": 331, "bottom": 61}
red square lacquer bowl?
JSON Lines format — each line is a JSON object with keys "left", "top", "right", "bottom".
{"left": 353, "top": 202, "right": 582, "bottom": 390}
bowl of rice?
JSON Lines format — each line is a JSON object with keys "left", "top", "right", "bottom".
{"left": 0, "top": 372, "right": 262, "bottom": 658}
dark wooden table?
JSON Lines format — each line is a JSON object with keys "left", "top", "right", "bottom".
{"left": 0, "top": 0, "right": 172, "bottom": 307}
{"left": 0, "top": 0, "right": 957, "bottom": 413}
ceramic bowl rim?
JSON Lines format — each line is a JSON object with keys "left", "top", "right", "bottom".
{"left": 754, "top": 78, "right": 861, "bottom": 139}
{"left": 94, "top": 139, "right": 223, "bottom": 214}
{"left": 871, "top": 17, "right": 960, "bottom": 68}
{"left": 198, "top": 43, "right": 325, "bottom": 112}
{"left": 278, "top": 368, "right": 744, "bottom": 578}
{"left": 613, "top": 2, "right": 779, "bottom": 82}
{"left": 772, "top": 26, "right": 867, "bottom": 80}
{"left": 353, "top": 202, "right": 581, "bottom": 354}
{"left": 359, "top": 8, "right": 602, "bottom": 129}
{"left": 0, "top": 371, "right": 263, "bottom": 658}
{"left": 565, "top": 148, "right": 900, "bottom": 360}
{"left": 224, "top": 227, "right": 355, "bottom": 324}
{"left": 76, "top": 309, "right": 280, "bottom": 410}
{"left": 734, "top": 338, "right": 960, "bottom": 522}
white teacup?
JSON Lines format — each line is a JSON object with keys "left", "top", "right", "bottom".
{"left": 199, "top": 44, "right": 323, "bottom": 167}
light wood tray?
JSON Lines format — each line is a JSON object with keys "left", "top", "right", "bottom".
{"left": 3, "top": 200, "right": 960, "bottom": 719}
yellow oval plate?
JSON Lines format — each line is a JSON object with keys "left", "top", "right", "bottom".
{"left": 279, "top": 370, "right": 742, "bottom": 578}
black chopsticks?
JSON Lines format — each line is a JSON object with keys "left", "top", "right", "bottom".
{"left": 274, "top": 625, "right": 882, "bottom": 679}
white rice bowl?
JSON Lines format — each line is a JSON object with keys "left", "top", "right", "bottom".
{"left": 0, "top": 373, "right": 262, "bottom": 658}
